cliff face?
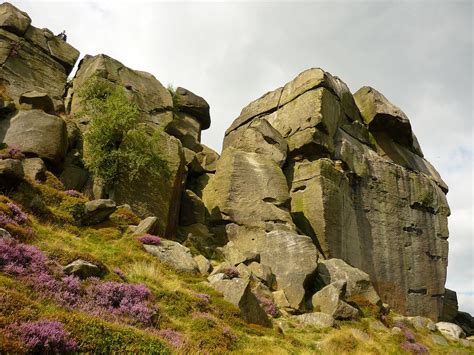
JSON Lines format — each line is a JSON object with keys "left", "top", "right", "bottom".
{"left": 209, "top": 69, "right": 449, "bottom": 320}
{"left": 0, "top": 2, "right": 452, "bottom": 323}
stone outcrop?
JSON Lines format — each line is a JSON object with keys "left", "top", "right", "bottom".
{"left": 0, "top": 2, "right": 79, "bottom": 112}
{"left": 0, "top": 3, "right": 457, "bottom": 327}
{"left": 221, "top": 67, "right": 450, "bottom": 320}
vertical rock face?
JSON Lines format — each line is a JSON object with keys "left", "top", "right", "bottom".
{"left": 220, "top": 68, "right": 450, "bottom": 320}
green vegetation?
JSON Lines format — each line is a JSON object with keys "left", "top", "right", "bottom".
{"left": 78, "top": 77, "right": 169, "bottom": 189}
{"left": 167, "top": 84, "right": 182, "bottom": 115}
{"left": 0, "top": 177, "right": 472, "bottom": 354}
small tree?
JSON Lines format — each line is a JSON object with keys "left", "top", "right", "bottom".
{"left": 78, "top": 77, "right": 169, "bottom": 190}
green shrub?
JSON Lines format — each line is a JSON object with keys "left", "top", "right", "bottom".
{"left": 78, "top": 77, "right": 169, "bottom": 189}
{"left": 167, "top": 84, "right": 181, "bottom": 115}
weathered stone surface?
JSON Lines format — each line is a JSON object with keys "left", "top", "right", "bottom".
{"left": 317, "top": 258, "right": 381, "bottom": 305}
{"left": 133, "top": 216, "right": 159, "bottom": 236}
{"left": 407, "top": 316, "right": 436, "bottom": 332}
{"left": 436, "top": 322, "right": 466, "bottom": 340}
{"left": 203, "top": 148, "right": 294, "bottom": 230}
{"left": 22, "top": 157, "right": 46, "bottom": 181}
{"left": 267, "top": 87, "right": 344, "bottom": 154}
{"left": 82, "top": 199, "right": 116, "bottom": 226}
{"left": 193, "top": 145, "right": 219, "bottom": 173}
{"left": 226, "top": 87, "right": 282, "bottom": 135}
{"left": 0, "top": 110, "right": 68, "bottom": 164}
{"left": 353, "top": 86, "right": 423, "bottom": 156}
{"left": 69, "top": 54, "right": 172, "bottom": 124}
{"left": 0, "top": 20, "right": 78, "bottom": 111}
{"left": 224, "top": 118, "right": 287, "bottom": 166}
{"left": 179, "top": 189, "right": 206, "bottom": 226}
{"left": 210, "top": 67, "right": 449, "bottom": 321}
{"left": 272, "top": 290, "right": 291, "bottom": 310}
{"left": 113, "top": 131, "right": 185, "bottom": 238}
{"left": 144, "top": 239, "right": 198, "bottom": 273}
{"left": 193, "top": 254, "right": 211, "bottom": 275}
{"left": 455, "top": 311, "right": 474, "bottom": 336}
{"left": 211, "top": 278, "right": 271, "bottom": 327}
{"left": 19, "top": 90, "right": 54, "bottom": 112}
{"left": 0, "top": 158, "right": 23, "bottom": 188}
{"left": 165, "top": 112, "right": 201, "bottom": 150}
{"left": 430, "top": 334, "right": 448, "bottom": 346}
{"left": 60, "top": 164, "right": 88, "bottom": 191}
{"left": 0, "top": 3, "right": 30, "bottom": 36}
{"left": 176, "top": 87, "right": 211, "bottom": 130}
{"left": 63, "top": 259, "right": 103, "bottom": 279}
{"left": 260, "top": 231, "right": 319, "bottom": 310}
{"left": 312, "top": 280, "right": 359, "bottom": 320}
{"left": 178, "top": 223, "right": 219, "bottom": 258}
{"left": 188, "top": 173, "right": 213, "bottom": 198}
{"left": 221, "top": 241, "right": 259, "bottom": 266}
{"left": 248, "top": 262, "right": 274, "bottom": 287}
{"left": 441, "top": 289, "right": 458, "bottom": 322}
{"left": 293, "top": 312, "right": 334, "bottom": 328}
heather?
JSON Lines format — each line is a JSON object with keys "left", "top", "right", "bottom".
{"left": 222, "top": 266, "right": 240, "bottom": 279}
{"left": 137, "top": 234, "right": 162, "bottom": 246}
{"left": 0, "top": 188, "right": 465, "bottom": 354}
{"left": 8, "top": 320, "right": 77, "bottom": 353}
{"left": 0, "top": 198, "right": 34, "bottom": 240}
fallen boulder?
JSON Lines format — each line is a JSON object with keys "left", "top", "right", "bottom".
{"left": 63, "top": 259, "right": 103, "bottom": 279}
{"left": 211, "top": 278, "right": 271, "bottom": 327}
{"left": 317, "top": 258, "right": 381, "bottom": 306}
{"left": 312, "top": 280, "right": 359, "bottom": 320}
{"left": 436, "top": 321, "right": 466, "bottom": 340}
{"left": 144, "top": 239, "right": 198, "bottom": 273}
{"left": 81, "top": 199, "right": 117, "bottom": 226}
{"left": 292, "top": 312, "right": 335, "bottom": 328}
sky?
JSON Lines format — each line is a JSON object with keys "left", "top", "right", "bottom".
{"left": 13, "top": 0, "right": 473, "bottom": 314}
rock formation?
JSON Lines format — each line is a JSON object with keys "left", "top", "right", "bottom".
{"left": 0, "top": 1, "right": 464, "bottom": 328}
{"left": 213, "top": 68, "right": 450, "bottom": 320}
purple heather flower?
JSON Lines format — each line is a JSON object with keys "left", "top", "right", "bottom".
{"left": 6, "top": 202, "right": 28, "bottom": 224}
{"left": 114, "top": 267, "right": 126, "bottom": 279}
{"left": 137, "top": 234, "right": 162, "bottom": 246}
{"left": 223, "top": 326, "right": 237, "bottom": 342}
{"left": 403, "top": 328, "right": 416, "bottom": 342}
{"left": 256, "top": 295, "right": 279, "bottom": 317}
{"left": 11, "top": 320, "right": 77, "bottom": 353}
{"left": 400, "top": 341, "right": 428, "bottom": 354}
{"left": 195, "top": 293, "right": 211, "bottom": 304}
{"left": 222, "top": 266, "right": 240, "bottom": 279}
{"left": 64, "top": 189, "right": 82, "bottom": 198}
{"left": 158, "top": 329, "right": 185, "bottom": 349}
{"left": 84, "top": 280, "right": 156, "bottom": 326}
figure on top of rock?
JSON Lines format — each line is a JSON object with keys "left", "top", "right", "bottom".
{"left": 57, "top": 30, "right": 67, "bottom": 41}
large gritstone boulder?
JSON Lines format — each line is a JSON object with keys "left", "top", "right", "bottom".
{"left": 222, "top": 67, "right": 450, "bottom": 320}
{"left": 0, "top": 110, "right": 68, "bottom": 164}
{"left": 0, "top": 2, "right": 79, "bottom": 111}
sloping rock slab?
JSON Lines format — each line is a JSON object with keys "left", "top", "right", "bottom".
{"left": 144, "top": 240, "right": 198, "bottom": 273}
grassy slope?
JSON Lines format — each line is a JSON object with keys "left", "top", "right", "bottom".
{"left": 0, "top": 174, "right": 471, "bottom": 354}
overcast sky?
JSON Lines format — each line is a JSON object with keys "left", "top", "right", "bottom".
{"left": 13, "top": 0, "right": 473, "bottom": 314}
